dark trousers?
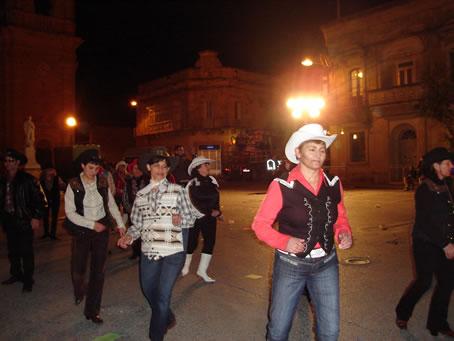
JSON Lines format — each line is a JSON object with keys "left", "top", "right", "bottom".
{"left": 43, "top": 201, "right": 60, "bottom": 236}
{"left": 3, "top": 214, "right": 34, "bottom": 285}
{"left": 71, "top": 228, "right": 109, "bottom": 316}
{"left": 396, "top": 238, "right": 454, "bottom": 331}
{"left": 187, "top": 216, "right": 216, "bottom": 255}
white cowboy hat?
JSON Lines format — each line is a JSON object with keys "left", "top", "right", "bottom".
{"left": 188, "top": 156, "right": 215, "bottom": 175}
{"left": 285, "top": 123, "right": 337, "bottom": 164}
{"left": 115, "top": 160, "right": 127, "bottom": 170}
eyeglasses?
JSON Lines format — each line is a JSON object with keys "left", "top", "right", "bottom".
{"left": 3, "top": 158, "right": 16, "bottom": 163}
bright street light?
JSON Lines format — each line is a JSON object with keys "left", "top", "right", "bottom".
{"left": 130, "top": 100, "right": 137, "bottom": 107}
{"left": 66, "top": 116, "right": 77, "bottom": 127}
{"left": 301, "top": 58, "right": 313, "bottom": 66}
{"left": 286, "top": 96, "right": 325, "bottom": 119}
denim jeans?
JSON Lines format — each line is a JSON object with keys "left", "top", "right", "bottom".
{"left": 267, "top": 249, "right": 340, "bottom": 341}
{"left": 140, "top": 229, "right": 188, "bottom": 341}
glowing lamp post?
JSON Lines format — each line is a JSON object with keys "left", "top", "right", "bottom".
{"left": 286, "top": 56, "right": 328, "bottom": 120}
{"left": 66, "top": 116, "right": 77, "bottom": 145}
{"left": 130, "top": 100, "right": 137, "bottom": 107}
{"left": 286, "top": 96, "right": 325, "bottom": 119}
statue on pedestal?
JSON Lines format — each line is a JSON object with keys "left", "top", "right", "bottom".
{"left": 24, "top": 116, "right": 41, "bottom": 170}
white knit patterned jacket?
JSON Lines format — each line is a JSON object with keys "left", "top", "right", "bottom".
{"left": 126, "top": 179, "right": 195, "bottom": 260}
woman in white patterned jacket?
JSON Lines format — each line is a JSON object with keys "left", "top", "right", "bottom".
{"left": 117, "top": 147, "right": 196, "bottom": 341}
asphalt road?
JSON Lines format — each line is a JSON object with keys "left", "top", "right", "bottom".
{"left": 0, "top": 183, "right": 452, "bottom": 341}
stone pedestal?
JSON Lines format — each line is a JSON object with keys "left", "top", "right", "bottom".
{"left": 24, "top": 145, "right": 41, "bottom": 178}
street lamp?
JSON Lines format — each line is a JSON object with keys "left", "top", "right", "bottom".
{"left": 286, "top": 55, "right": 328, "bottom": 120}
{"left": 130, "top": 100, "right": 137, "bottom": 107}
{"left": 286, "top": 97, "right": 325, "bottom": 119}
{"left": 66, "top": 116, "right": 77, "bottom": 145}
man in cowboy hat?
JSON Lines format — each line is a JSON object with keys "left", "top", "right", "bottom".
{"left": 0, "top": 148, "right": 46, "bottom": 292}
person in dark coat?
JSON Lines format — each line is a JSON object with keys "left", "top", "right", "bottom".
{"left": 171, "top": 145, "right": 192, "bottom": 186}
{"left": 0, "top": 148, "right": 46, "bottom": 292}
{"left": 181, "top": 156, "right": 224, "bottom": 283}
{"left": 396, "top": 147, "right": 454, "bottom": 337}
{"left": 40, "top": 164, "right": 65, "bottom": 240}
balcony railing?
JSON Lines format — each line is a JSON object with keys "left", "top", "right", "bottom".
{"left": 368, "top": 83, "right": 423, "bottom": 106}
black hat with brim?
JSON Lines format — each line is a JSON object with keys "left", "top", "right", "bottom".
{"left": 76, "top": 149, "right": 103, "bottom": 165}
{"left": 2, "top": 148, "right": 27, "bottom": 166}
{"left": 423, "top": 147, "right": 454, "bottom": 167}
{"left": 138, "top": 146, "right": 178, "bottom": 176}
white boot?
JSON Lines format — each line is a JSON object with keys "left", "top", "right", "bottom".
{"left": 181, "top": 254, "right": 192, "bottom": 277}
{"left": 197, "top": 253, "right": 215, "bottom": 283}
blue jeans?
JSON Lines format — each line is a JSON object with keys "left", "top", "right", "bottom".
{"left": 267, "top": 250, "right": 340, "bottom": 341}
{"left": 140, "top": 229, "right": 188, "bottom": 341}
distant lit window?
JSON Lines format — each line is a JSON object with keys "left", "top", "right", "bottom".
{"left": 350, "top": 68, "right": 364, "bottom": 100}
{"left": 350, "top": 131, "right": 366, "bottom": 162}
{"left": 398, "top": 61, "right": 414, "bottom": 86}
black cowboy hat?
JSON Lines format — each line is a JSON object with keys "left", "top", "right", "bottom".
{"left": 76, "top": 149, "right": 103, "bottom": 165}
{"left": 423, "top": 147, "right": 454, "bottom": 167}
{"left": 138, "top": 146, "right": 178, "bottom": 175}
{"left": 1, "top": 148, "right": 27, "bottom": 166}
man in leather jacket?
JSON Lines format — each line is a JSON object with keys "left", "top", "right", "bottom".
{"left": 0, "top": 148, "right": 46, "bottom": 292}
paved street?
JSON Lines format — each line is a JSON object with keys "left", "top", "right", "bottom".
{"left": 0, "top": 183, "right": 452, "bottom": 341}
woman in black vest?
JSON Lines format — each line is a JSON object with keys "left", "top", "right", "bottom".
{"left": 181, "top": 156, "right": 224, "bottom": 283}
{"left": 40, "top": 164, "right": 65, "bottom": 240}
{"left": 252, "top": 124, "right": 353, "bottom": 341}
{"left": 395, "top": 147, "right": 454, "bottom": 337}
{"left": 64, "top": 149, "right": 126, "bottom": 323}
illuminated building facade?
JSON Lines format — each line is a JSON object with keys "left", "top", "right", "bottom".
{"left": 135, "top": 50, "right": 278, "bottom": 177}
{"left": 322, "top": 0, "right": 454, "bottom": 184}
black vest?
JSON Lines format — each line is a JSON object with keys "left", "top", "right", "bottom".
{"left": 68, "top": 175, "right": 112, "bottom": 227}
{"left": 277, "top": 173, "right": 341, "bottom": 258}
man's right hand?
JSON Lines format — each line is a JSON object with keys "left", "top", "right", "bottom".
{"left": 93, "top": 222, "right": 107, "bottom": 232}
{"left": 117, "top": 235, "right": 133, "bottom": 249}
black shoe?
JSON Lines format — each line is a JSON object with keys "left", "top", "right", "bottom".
{"left": 22, "top": 283, "right": 33, "bottom": 293}
{"left": 40, "top": 234, "right": 50, "bottom": 239}
{"left": 85, "top": 314, "right": 103, "bottom": 323}
{"left": 50, "top": 235, "right": 59, "bottom": 240}
{"left": 2, "top": 276, "right": 23, "bottom": 285}
{"left": 75, "top": 296, "right": 84, "bottom": 305}
{"left": 429, "top": 328, "right": 454, "bottom": 337}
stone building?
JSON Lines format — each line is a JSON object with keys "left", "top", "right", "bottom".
{"left": 135, "top": 50, "right": 277, "bottom": 177}
{"left": 321, "top": 0, "right": 454, "bottom": 185}
{"left": 0, "top": 0, "right": 81, "bottom": 166}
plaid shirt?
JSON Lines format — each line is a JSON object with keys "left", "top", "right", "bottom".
{"left": 127, "top": 179, "right": 195, "bottom": 259}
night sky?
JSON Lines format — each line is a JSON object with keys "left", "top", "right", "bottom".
{"left": 75, "top": 0, "right": 396, "bottom": 127}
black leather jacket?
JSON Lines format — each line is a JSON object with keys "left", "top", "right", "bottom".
{"left": 0, "top": 170, "right": 46, "bottom": 225}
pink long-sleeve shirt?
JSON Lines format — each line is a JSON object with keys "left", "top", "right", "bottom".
{"left": 252, "top": 167, "right": 351, "bottom": 251}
